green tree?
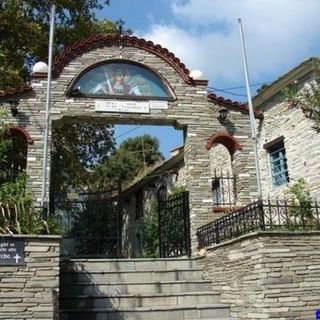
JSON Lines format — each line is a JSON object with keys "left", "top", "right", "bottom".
{"left": 283, "top": 58, "right": 320, "bottom": 132}
{"left": 50, "top": 121, "right": 115, "bottom": 197}
{"left": 0, "top": 0, "right": 117, "bottom": 89}
{"left": 0, "top": 109, "right": 12, "bottom": 183}
{"left": 93, "top": 134, "right": 164, "bottom": 190}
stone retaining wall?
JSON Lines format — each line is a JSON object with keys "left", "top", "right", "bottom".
{"left": 0, "top": 235, "right": 60, "bottom": 319}
{"left": 197, "top": 231, "right": 320, "bottom": 320}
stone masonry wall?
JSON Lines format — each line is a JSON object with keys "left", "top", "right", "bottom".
{"left": 0, "top": 235, "right": 60, "bottom": 319}
{"left": 257, "top": 75, "right": 320, "bottom": 199}
{"left": 197, "top": 231, "right": 320, "bottom": 320}
{"left": 209, "top": 143, "right": 232, "bottom": 176}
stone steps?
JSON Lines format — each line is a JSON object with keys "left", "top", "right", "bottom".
{"left": 61, "top": 257, "right": 198, "bottom": 271}
{"left": 61, "top": 279, "right": 214, "bottom": 295}
{"left": 59, "top": 304, "right": 232, "bottom": 320}
{"left": 60, "top": 268, "right": 205, "bottom": 283}
{"left": 59, "top": 258, "right": 237, "bottom": 320}
{"left": 60, "top": 291, "right": 221, "bottom": 308}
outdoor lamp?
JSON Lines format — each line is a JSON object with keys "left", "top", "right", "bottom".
{"left": 9, "top": 100, "right": 19, "bottom": 117}
{"left": 218, "top": 106, "right": 228, "bottom": 122}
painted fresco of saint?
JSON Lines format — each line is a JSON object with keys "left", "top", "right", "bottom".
{"left": 75, "top": 63, "right": 170, "bottom": 98}
{"left": 109, "top": 67, "right": 132, "bottom": 95}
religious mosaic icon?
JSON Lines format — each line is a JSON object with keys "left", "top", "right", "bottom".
{"left": 70, "top": 62, "right": 172, "bottom": 99}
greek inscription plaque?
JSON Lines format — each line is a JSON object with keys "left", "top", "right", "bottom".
{"left": 0, "top": 239, "right": 25, "bottom": 265}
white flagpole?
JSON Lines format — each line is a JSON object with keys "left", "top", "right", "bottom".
{"left": 41, "top": 4, "right": 56, "bottom": 214}
{"left": 238, "top": 18, "right": 262, "bottom": 199}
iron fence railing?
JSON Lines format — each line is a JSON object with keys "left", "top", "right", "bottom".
{"left": 158, "top": 191, "right": 191, "bottom": 257}
{"left": 49, "top": 188, "right": 122, "bottom": 258}
{"left": 197, "top": 199, "right": 320, "bottom": 249}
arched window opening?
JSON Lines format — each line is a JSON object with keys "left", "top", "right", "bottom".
{"left": 209, "top": 142, "right": 236, "bottom": 208}
{"left": 68, "top": 61, "right": 174, "bottom": 100}
{"left": 206, "top": 131, "right": 242, "bottom": 155}
{"left": 206, "top": 131, "right": 241, "bottom": 207}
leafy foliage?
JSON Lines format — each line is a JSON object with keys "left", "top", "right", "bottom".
{"left": 93, "top": 134, "right": 164, "bottom": 190}
{"left": 0, "top": 173, "right": 57, "bottom": 235}
{"left": 283, "top": 58, "right": 320, "bottom": 132}
{"left": 140, "top": 198, "right": 159, "bottom": 258}
{"left": 0, "top": 0, "right": 117, "bottom": 89}
{"left": 285, "top": 178, "right": 313, "bottom": 226}
{"left": 50, "top": 121, "right": 115, "bottom": 196}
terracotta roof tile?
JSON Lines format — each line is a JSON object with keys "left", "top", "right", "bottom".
{"left": 52, "top": 34, "right": 208, "bottom": 86}
{"left": 0, "top": 85, "right": 32, "bottom": 99}
{"left": 208, "top": 93, "right": 263, "bottom": 119}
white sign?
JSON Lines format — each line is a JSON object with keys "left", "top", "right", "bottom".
{"left": 149, "top": 100, "right": 168, "bottom": 109}
{"left": 95, "top": 100, "right": 150, "bottom": 113}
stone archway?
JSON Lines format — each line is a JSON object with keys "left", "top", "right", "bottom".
{"left": 32, "top": 34, "right": 210, "bottom": 255}
{"left": 0, "top": 34, "right": 259, "bottom": 254}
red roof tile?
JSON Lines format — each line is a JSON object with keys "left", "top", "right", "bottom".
{"left": 208, "top": 93, "right": 263, "bottom": 119}
{"left": 0, "top": 85, "right": 32, "bottom": 99}
{"left": 52, "top": 34, "right": 208, "bottom": 86}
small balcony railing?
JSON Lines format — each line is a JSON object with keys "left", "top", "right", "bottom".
{"left": 197, "top": 198, "right": 320, "bottom": 249}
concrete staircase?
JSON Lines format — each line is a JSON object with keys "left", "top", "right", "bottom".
{"left": 59, "top": 258, "right": 236, "bottom": 320}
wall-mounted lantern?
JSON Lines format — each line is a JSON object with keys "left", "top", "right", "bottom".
{"left": 0, "top": 100, "right": 19, "bottom": 117}
{"left": 9, "top": 100, "right": 19, "bottom": 117}
{"left": 218, "top": 106, "right": 229, "bottom": 123}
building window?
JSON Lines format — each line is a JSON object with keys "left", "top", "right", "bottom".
{"left": 212, "top": 178, "right": 222, "bottom": 205}
{"left": 267, "top": 140, "right": 289, "bottom": 187}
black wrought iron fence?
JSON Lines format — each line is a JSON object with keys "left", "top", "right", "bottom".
{"left": 158, "top": 191, "right": 191, "bottom": 257}
{"left": 50, "top": 188, "right": 121, "bottom": 258}
{"left": 197, "top": 199, "right": 320, "bottom": 249}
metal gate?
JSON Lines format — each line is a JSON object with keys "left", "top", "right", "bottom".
{"left": 50, "top": 188, "right": 122, "bottom": 258}
{"left": 158, "top": 191, "right": 191, "bottom": 257}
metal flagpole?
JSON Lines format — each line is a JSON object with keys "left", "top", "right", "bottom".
{"left": 41, "top": 4, "right": 56, "bottom": 214}
{"left": 238, "top": 18, "right": 263, "bottom": 199}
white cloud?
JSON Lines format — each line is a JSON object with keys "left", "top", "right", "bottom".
{"left": 140, "top": 0, "right": 320, "bottom": 94}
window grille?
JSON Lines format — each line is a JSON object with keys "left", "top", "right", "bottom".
{"left": 268, "top": 141, "right": 289, "bottom": 187}
{"left": 211, "top": 170, "right": 236, "bottom": 207}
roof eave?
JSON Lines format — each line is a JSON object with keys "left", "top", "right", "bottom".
{"left": 252, "top": 58, "right": 317, "bottom": 109}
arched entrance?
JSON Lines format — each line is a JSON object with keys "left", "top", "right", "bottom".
{"left": 1, "top": 34, "right": 258, "bottom": 256}
{"left": 39, "top": 35, "right": 210, "bottom": 257}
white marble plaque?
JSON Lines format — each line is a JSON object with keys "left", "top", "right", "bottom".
{"left": 95, "top": 100, "right": 150, "bottom": 113}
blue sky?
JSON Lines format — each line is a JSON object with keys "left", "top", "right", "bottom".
{"left": 96, "top": 0, "right": 320, "bottom": 158}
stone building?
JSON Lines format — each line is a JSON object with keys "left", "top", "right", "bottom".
{"left": 253, "top": 58, "right": 320, "bottom": 199}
